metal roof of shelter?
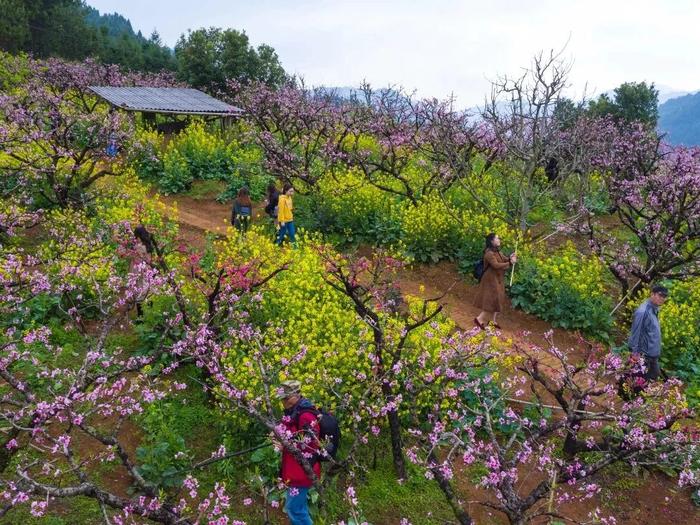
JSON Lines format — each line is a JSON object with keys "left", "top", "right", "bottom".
{"left": 89, "top": 86, "right": 243, "bottom": 116}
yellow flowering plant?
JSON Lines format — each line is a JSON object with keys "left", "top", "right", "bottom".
{"left": 510, "top": 242, "right": 614, "bottom": 340}
{"left": 659, "top": 280, "right": 700, "bottom": 361}
{"left": 215, "top": 229, "right": 371, "bottom": 411}
{"left": 213, "top": 228, "right": 468, "bottom": 431}
{"left": 316, "top": 166, "right": 401, "bottom": 243}
{"left": 130, "top": 120, "right": 274, "bottom": 200}
{"left": 312, "top": 165, "right": 516, "bottom": 266}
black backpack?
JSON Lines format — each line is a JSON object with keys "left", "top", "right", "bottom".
{"left": 295, "top": 407, "right": 341, "bottom": 461}
{"left": 473, "top": 259, "right": 486, "bottom": 281}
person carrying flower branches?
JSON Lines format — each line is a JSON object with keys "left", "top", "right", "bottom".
{"left": 473, "top": 232, "right": 516, "bottom": 330}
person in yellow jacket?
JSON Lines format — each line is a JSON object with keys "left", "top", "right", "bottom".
{"left": 276, "top": 183, "right": 296, "bottom": 245}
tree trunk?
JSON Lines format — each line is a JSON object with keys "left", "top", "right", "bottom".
{"left": 428, "top": 452, "right": 473, "bottom": 525}
{"left": 562, "top": 419, "right": 581, "bottom": 458}
{"left": 369, "top": 314, "right": 406, "bottom": 480}
{"left": 383, "top": 382, "right": 407, "bottom": 479}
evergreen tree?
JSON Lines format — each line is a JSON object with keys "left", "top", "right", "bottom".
{"left": 589, "top": 81, "right": 659, "bottom": 127}
{"left": 175, "top": 27, "right": 286, "bottom": 92}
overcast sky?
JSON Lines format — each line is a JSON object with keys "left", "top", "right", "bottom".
{"left": 87, "top": 0, "right": 700, "bottom": 107}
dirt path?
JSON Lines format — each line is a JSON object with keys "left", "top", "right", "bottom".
{"left": 396, "top": 260, "right": 583, "bottom": 349}
{"left": 158, "top": 193, "right": 265, "bottom": 233}
{"left": 160, "top": 193, "right": 584, "bottom": 354}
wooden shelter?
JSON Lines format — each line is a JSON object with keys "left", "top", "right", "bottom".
{"left": 89, "top": 86, "right": 243, "bottom": 131}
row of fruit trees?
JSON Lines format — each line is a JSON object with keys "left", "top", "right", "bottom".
{"left": 0, "top": 51, "right": 699, "bottom": 524}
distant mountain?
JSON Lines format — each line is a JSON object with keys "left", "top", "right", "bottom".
{"left": 316, "top": 86, "right": 399, "bottom": 101}
{"left": 655, "top": 84, "right": 694, "bottom": 104}
{"left": 659, "top": 92, "right": 700, "bottom": 146}
{"left": 319, "top": 86, "right": 362, "bottom": 99}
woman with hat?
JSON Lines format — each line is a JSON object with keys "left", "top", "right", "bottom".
{"left": 277, "top": 380, "right": 320, "bottom": 525}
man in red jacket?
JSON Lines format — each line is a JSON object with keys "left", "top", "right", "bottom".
{"left": 277, "top": 380, "right": 321, "bottom": 525}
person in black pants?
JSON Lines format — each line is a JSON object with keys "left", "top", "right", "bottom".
{"left": 231, "top": 187, "right": 253, "bottom": 234}
{"left": 264, "top": 182, "right": 280, "bottom": 227}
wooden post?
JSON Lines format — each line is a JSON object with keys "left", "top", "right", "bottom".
{"left": 610, "top": 265, "right": 655, "bottom": 316}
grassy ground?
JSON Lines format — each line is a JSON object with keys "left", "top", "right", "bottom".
{"left": 184, "top": 180, "right": 227, "bottom": 200}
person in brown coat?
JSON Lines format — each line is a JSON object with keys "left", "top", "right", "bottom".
{"left": 474, "top": 233, "right": 516, "bottom": 330}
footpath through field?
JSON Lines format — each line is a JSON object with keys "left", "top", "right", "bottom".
{"left": 159, "top": 193, "right": 584, "bottom": 354}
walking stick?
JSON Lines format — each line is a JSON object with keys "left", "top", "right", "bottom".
{"left": 510, "top": 237, "right": 519, "bottom": 287}
{"left": 535, "top": 212, "right": 582, "bottom": 245}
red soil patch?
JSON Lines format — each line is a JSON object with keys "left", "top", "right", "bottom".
{"left": 397, "top": 259, "right": 583, "bottom": 351}
{"left": 158, "top": 193, "right": 268, "bottom": 235}
{"left": 73, "top": 417, "right": 143, "bottom": 499}
{"left": 450, "top": 462, "right": 700, "bottom": 525}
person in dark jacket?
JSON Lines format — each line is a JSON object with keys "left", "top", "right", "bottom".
{"left": 473, "top": 233, "right": 516, "bottom": 330}
{"left": 230, "top": 187, "right": 252, "bottom": 233}
{"left": 277, "top": 380, "right": 320, "bottom": 525}
{"left": 628, "top": 284, "right": 668, "bottom": 381}
{"left": 265, "top": 182, "right": 280, "bottom": 227}
{"left": 130, "top": 225, "right": 155, "bottom": 319}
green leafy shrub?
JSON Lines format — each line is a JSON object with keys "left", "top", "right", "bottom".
{"left": 315, "top": 167, "right": 401, "bottom": 243}
{"left": 136, "top": 382, "right": 219, "bottom": 488}
{"left": 129, "top": 128, "right": 164, "bottom": 182}
{"left": 658, "top": 278, "right": 700, "bottom": 365}
{"left": 161, "top": 149, "right": 193, "bottom": 194}
{"left": 136, "top": 436, "right": 189, "bottom": 489}
{"left": 510, "top": 242, "right": 614, "bottom": 340}
{"left": 216, "top": 171, "right": 274, "bottom": 203}
{"left": 218, "top": 127, "right": 273, "bottom": 202}
{"left": 172, "top": 121, "right": 236, "bottom": 180}
{"left": 287, "top": 193, "right": 328, "bottom": 234}
{"left": 157, "top": 121, "right": 235, "bottom": 193}
{"left": 313, "top": 167, "right": 513, "bottom": 263}
{"left": 131, "top": 120, "right": 273, "bottom": 200}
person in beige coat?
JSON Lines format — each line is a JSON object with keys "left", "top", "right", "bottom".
{"left": 474, "top": 233, "right": 516, "bottom": 330}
